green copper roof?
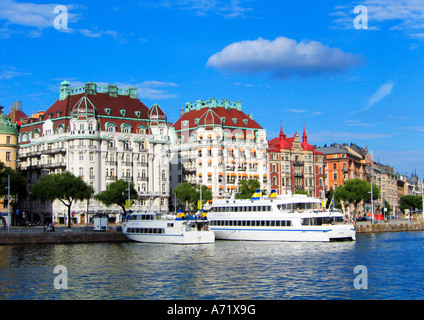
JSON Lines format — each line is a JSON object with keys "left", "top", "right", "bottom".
{"left": 0, "top": 112, "right": 18, "bottom": 135}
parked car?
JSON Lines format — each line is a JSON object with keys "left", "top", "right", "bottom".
{"left": 357, "top": 217, "right": 368, "bottom": 221}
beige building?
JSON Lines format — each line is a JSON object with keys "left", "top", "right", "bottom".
{"left": 0, "top": 106, "right": 20, "bottom": 225}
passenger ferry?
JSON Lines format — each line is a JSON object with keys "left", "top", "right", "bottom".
{"left": 207, "top": 190, "right": 355, "bottom": 242}
{"left": 122, "top": 211, "right": 215, "bottom": 244}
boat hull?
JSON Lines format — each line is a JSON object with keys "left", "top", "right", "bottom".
{"left": 210, "top": 225, "right": 355, "bottom": 242}
{"left": 124, "top": 231, "right": 215, "bottom": 244}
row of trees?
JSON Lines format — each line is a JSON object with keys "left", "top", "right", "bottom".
{"left": 327, "top": 178, "right": 423, "bottom": 217}
{"left": 7, "top": 168, "right": 422, "bottom": 227}
{"left": 30, "top": 172, "right": 137, "bottom": 228}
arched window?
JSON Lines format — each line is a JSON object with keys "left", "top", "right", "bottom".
{"left": 106, "top": 122, "right": 116, "bottom": 132}
{"left": 122, "top": 123, "right": 132, "bottom": 133}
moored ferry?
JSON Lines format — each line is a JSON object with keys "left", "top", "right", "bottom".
{"left": 207, "top": 190, "right": 355, "bottom": 242}
{"left": 122, "top": 211, "right": 215, "bottom": 244}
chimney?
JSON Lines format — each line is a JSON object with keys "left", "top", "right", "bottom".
{"left": 85, "top": 82, "right": 97, "bottom": 95}
{"left": 108, "top": 84, "right": 118, "bottom": 97}
{"left": 181, "top": 107, "right": 184, "bottom": 116}
{"left": 129, "top": 87, "right": 137, "bottom": 99}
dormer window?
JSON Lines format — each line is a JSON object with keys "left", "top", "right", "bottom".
{"left": 120, "top": 109, "right": 126, "bottom": 116}
{"left": 104, "top": 108, "right": 111, "bottom": 115}
{"left": 232, "top": 118, "right": 237, "bottom": 124}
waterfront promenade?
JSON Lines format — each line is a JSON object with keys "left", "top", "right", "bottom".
{"left": 0, "top": 219, "right": 423, "bottom": 245}
{"left": 0, "top": 225, "right": 128, "bottom": 245}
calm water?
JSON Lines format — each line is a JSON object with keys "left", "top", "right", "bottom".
{"left": 1, "top": 232, "right": 424, "bottom": 300}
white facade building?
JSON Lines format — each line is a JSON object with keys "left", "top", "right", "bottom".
{"left": 170, "top": 98, "right": 269, "bottom": 209}
{"left": 18, "top": 81, "right": 171, "bottom": 224}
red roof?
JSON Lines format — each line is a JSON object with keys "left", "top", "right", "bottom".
{"left": 19, "top": 91, "right": 153, "bottom": 142}
{"left": 173, "top": 105, "right": 262, "bottom": 132}
{"left": 268, "top": 125, "right": 322, "bottom": 154}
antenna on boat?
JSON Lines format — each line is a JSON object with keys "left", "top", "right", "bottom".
{"left": 230, "top": 191, "right": 236, "bottom": 202}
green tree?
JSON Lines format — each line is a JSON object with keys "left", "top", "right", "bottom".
{"left": 30, "top": 171, "right": 94, "bottom": 228}
{"left": 294, "top": 189, "right": 309, "bottom": 196}
{"left": 326, "top": 188, "right": 342, "bottom": 209}
{"left": 400, "top": 195, "right": 423, "bottom": 213}
{"left": 191, "top": 184, "right": 213, "bottom": 210}
{"left": 236, "top": 179, "right": 261, "bottom": 199}
{"left": 173, "top": 182, "right": 195, "bottom": 211}
{"left": 334, "top": 179, "right": 380, "bottom": 217}
{"left": 173, "top": 183, "right": 212, "bottom": 212}
{"left": 0, "top": 162, "right": 27, "bottom": 200}
{"left": 95, "top": 179, "right": 137, "bottom": 216}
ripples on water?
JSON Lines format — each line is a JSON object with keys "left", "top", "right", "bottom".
{"left": 1, "top": 232, "right": 424, "bottom": 299}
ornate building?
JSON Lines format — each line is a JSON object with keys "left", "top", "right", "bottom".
{"left": 268, "top": 124, "right": 325, "bottom": 199}
{"left": 0, "top": 107, "right": 20, "bottom": 225}
{"left": 316, "top": 143, "right": 368, "bottom": 191}
{"left": 18, "top": 81, "right": 171, "bottom": 224}
{"left": 170, "top": 98, "right": 269, "bottom": 205}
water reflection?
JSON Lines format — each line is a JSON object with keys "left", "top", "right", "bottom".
{"left": 1, "top": 233, "right": 423, "bottom": 299}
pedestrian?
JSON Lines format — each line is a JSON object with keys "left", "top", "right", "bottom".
{"left": 2, "top": 220, "right": 6, "bottom": 230}
{"left": 51, "top": 223, "right": 55, "bottom": 232}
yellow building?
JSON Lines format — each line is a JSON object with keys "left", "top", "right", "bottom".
{"left": 0, "top": 107, "right": 19, "bottom": 226}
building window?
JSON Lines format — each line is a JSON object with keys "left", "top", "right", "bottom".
{"left": 79, "top": 167, "right": 84, "bottom": 177}
{"left": 6, "top": 152, "right": 10, "bottom": 161}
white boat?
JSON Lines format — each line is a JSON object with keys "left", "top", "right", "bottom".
{"left": 122, "top": 211, "right": 215, "bottom": 244}
{"left": 207, "top": 190, "right": 356, "bottom": 242}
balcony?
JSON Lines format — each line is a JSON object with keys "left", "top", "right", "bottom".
{"left": 44, "top": 161, "right": 66, "bottom": 169}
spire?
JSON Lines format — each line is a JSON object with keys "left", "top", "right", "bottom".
{"left": 302, "top": 124, "right": 308, "bottom": 142}
{"left": 279, "top": 120, "right": 286, "bottom": 140}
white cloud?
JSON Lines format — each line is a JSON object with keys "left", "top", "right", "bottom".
{"left": 367, "top": 81, "right": 394, "bottom": 107}
{"left": 311, "top": 130, "right": 394, "bottom": 142}
{"left": 0, "top": 66, "right": 31, "bottom": 79}
{"left": 136, "top": 81, "right": 178, "bottom": 99}
{"left": 0, "top": 0, "right": 82, "bottom": 37}
{"left": 140, "top": 0, "right": 253, "bottom": 19}
{"left": 350, "top": 81, "right": 395, "bottom": 115}
{"left": 332, "top": 0, "right": 424, "bottom": 37}
{"left": 0, "top": 0, "right": 81, "bottom": 28}
{"left": 207, "top": 36, "right": 363, "bottom": 78}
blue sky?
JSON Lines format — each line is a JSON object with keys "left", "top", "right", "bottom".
{"left": 1, "top": 0, "right": 423, "bottom": 179}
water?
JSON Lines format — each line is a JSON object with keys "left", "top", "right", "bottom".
{"left": 1, "top": 232, "right": 424, "bottom": 300}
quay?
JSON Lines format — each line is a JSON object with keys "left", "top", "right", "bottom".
{"left": 0, "top": 225, "right": 128, "bottom": 245}
{"left": 1, "top": 220, "right": 423, "bottom": 245}
{"left": 355, "top": 220, "right": 424, "bottom": 234}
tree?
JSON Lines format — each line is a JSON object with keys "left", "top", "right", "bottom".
{"left": 191, "top": 184, "right": 212, "bottom": 210}
{"left": 294, "top": 189, "right": 309, "bottom": 196}
{"left": 30, "top": 171, "right": 94, "bottom": 228}
{"left": 0, "top": 163, "right": 27, "bottom": 199}
{"left": 173, "top": 183, "right": 212, "bottom": 212}
{"left": 334, "top": 179, "right": 380, "bottom": 217}
{"left": 173, "top": 182, "right": 194, "bottom": 212}
{"left": 236, "top": 179, "right": 261, "bottom": 199}
{"left": 95, "top": 179, "right": 137, "bottom": 216}
{"left": 400, "top": 195, "right": 423, "bottom": 213}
